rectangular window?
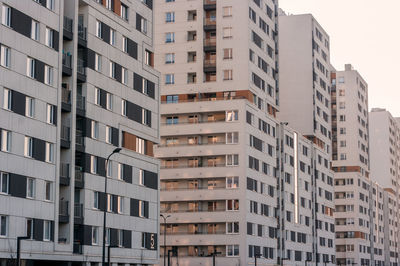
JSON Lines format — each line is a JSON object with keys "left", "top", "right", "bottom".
{"left": 165, "top": 53, "right": 175, "bottom": 64}
{"left": 223, "top": 27, "right": 232, "bottom": 38}
{"left": 136, "top": 137, "right": 145, "bottom": 154}
{"left": 122, "top": 36, "right": 128, "bottom": 53}
{"left": 1, "top": 130, "right": 11, "bottom": 152}
{"left": 223, "top": 48, "right": 233, "bottom": 59}
{"left": 226, "top": 154, "right": 238, "bottom": 166}
{"left": 110, "top": 28, "right": 116, "bottom": 45}
{"left": 226, "top": 176, "right": 239, "bottom": 188}
{"left": 121, "top": 4, "right": 129, "bottom": 21}
{"left": 165, "top": 74, "right": 174, "bottom": 84}
{"left": 165, "top": 32, "right": 175, "bottom": 43}
{"left": 45, "top": 181, "right": 52, "bottom": 201}
{"left": 106, "top": 0, "right": 113, "bottom": 10}
{"left": 92, "top": 226, "right": 99, "bottom": 245}
{"left": 226, "top": 132, "right": 238, "bottom": 144}
{"left": 91, "top": 121, "right": 99, "bottom": 139}
{"left": 223, "top": 69, "right": 233, "bottom": 80}
{"left": 227, "top": 222, "right": 239, "bottom": 234}
{"left": 118, "top": 163, "right": 124, "bottom": 180}
{"left": 140, "top": 17, "right": 147, "bottom": 34}
{"left": 0, "top": 45, "right": 11, "bottom": 68}
{"left": 25, "top": 97, "right": 35, "bottom": 118}
{"left": 109, "top": 61, "right": 115, "bottom": 79}
{"left": 118, "top": 196, "right": 124, "bottom": 214}
{"left": 121, "top": 100, "right": 127, "bottom": 116}
{"left": 0, "top": 172, "right": 9, "bottom": 194}
{"left": 46, "top": 104, "right": 56, "bottom": 125}
{"left": 27, "top": 58, "right": 35, "bottom": 78}
{"left": 227, "top": 245, "right": 239, "bottom": 256}
{"left": 45, "top": 65, "right": 53, "bottom": 85}
{"left": 226, "top": 110, "right": 238, "bottom": 121}
{"left": 46, "top": 0, "right": 55, "bottom": 10}
{"left": 96, "top": 20, "right": 102, "bottom": 38}
{"left": 31, "top": 20, "right": 40, "bottom": 41}
{"left": 166, "top": 12, "right": 175, "bottom": 23}
{"left": 94, "top": 191, "right": 99, "bottom": 209}
{"left": 45, "top": 142, "right": 54, "bottom": 163}
{"left": 26, "top": 219, "right": 33, "bottom": 239}
{"left": 2, "top": 5, "right": 11, "bottom": 27}
{"left": 0, "top": 216, "right": 7, "bottom": 237}
{"left": 139, "top": 169, "right": 144, "bottom": 185}
{"left": 107, "top": 194, "right": 113, "bottom": 212}
{"left": 3, "top": 88, "right": 11, "bottom": 110}
{"left": 227, "top": 199, "right": 239, "bottom": 211}
{"left": 45, "top": 27, "right": 54, "bottom": 48}
{"left": 26, "top": 178, "right": 35, "bottom": 198}
{"left": 106, "top": 126, "right": 112, "bottom": 144}
{"left": 91, "top": 156, "right": 98, "bottom": 174}
{"left": 94, "top": 88, "right": 101, "bottom": 105}
{"left": 95, "top": 53, "right": 102, "bottom": 71}
{"left": 223, "top": 6, "right": 232, "bottom": 17}
{"left": 122, "top": 67, "right": 128, "bottom": 85}
{"left": 139, "top": 200, "right": 145, "bottom": 217}
{"left": 24, "top": 137, "right": 33, "bottom": 157}
{"left": 107, "top": 160, "right": 112, "bottom": 177}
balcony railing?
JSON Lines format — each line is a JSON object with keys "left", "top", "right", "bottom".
{"left": 76, "top": 94, "right": 86, "bottom": 111}
{"left": 204, "top": 59, "right": 216, "bottom": 67}
{"left": 162, "top": 118, "right": 226, "bottom": 126}
{"left": 62, "top": 53, "right": 72, "bottom": 69}
{"left": 78, "top": 24, "right": 87, "bottom": 41}
{"left": 204, "top": 38, "right": 216, "bottom": 47}
{"left": 161, "top": 163, "right": 226, "bottom": 169}
{"left": 162, "top": 95, "right": 247, "bottom": 104}
{"left": 204, "top": 17, "right": 216, "bottom": 26}
{"left": 158, "top": 140, "right": 226, "bottom": 148}
{"left": 63, "top": 16, "right": 73, "bottom": 33}
{"left": 161, "top": 207, "right": 226, "bottom": 213}
{"left": 62, "top": 87, "right": 71, "bottom": 104}
{"left": 74, "top": 203, "right": 83, "bottom": 218}
{"left": 60, "top": 163, "right": 70, "bottom": 178}
{"left": 161, "top": 230, "right": 226, "bottom": 235}
{"left": 59, "top": 200, "right": 69, "bottom": 216}
{"left": 61, "top": 125, "right": 70, "bottom": 141}
{"left": 75, "top": 168, "right": 84, "bottom": 183}
{"left": 77, "top": 59, "right": 86, "bottom": 75}
{"left": 161, "top": 186, "right": 226, "bottom": 191}
{"left": 204, "top": 0, "right": 216, "bottom": 4}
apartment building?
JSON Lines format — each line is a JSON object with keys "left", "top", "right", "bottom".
{"left": 370, "top": 108, "right": 400, "bottom": 265}
{"left": 0, "top": 0, "right": 159, "bottom": 265}
{"left": 278, "top": 12, "right": 336, "bottom": 265}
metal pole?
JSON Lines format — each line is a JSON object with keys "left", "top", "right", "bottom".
{"left": 107, "top": 245, "right": 111, "bottom": 266}
{"left": 255, "top": 255, "right": 257, "bottom": 266}
{"left": 168, "top": 250, "right": 172, "bottom": 266}
{"left": 213, "top": 252, "right": 215, "bottom": 266}
{"left": 17, "top": 236, "right": 29, "bottom": 266}
{"left": 164, "top": 217, "right": 166, "bottom": 266}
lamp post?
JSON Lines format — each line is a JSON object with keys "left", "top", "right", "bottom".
{"left": 211, "top": 246, "right": 222, "bottom": 266}
{"left": 107, "top": 244, "right": 119, "bottom": 266}
{"left": 102, "top": 147, "right": 121, "bottom": 266}
{"left": 254, "top": 253, "right": 262, "bottom": 266}
{"left": 324, "top": 260, "right": 331, "bottom": 266}
{"left": 17, "top": 236, "right": 30, "bottom": 266}
{"left": 305, "top": 258, "right": 312, "bottom": 266}
{"left": 160, "top": 214, "right": 171, "bottom": 266}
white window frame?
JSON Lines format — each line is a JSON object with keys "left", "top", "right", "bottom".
{"left": 2, "top": 5, "right": 11, "bottom": 27}
{"left": 121, "top": 99, "right": 127, "bottom": 116}
{"left": 0, "top": 172, "right": 9, "bottom": 194}
{"left": 226, "top": 132, "right": 238, "bottom": 144}
{"left": 45, "top": 181, "right": 52, "bottom": 201}
{"left": 226, "top": 154, "right": 239, "bottom": 166}
{"left": 106, "top": 0, "right": 113, "bottom": 10}
{"left": 226, "top": 245, "right": 239, "bottom": 257}
{"left": 31, "top": 20, "right": 40, "bottom": 41}
{"left": 106, "top": 126, "right": 112, "bottom": 144}
{"left": 25, "top": 97, "right": 35, "bottom": 118}
{"left": 96, "top": 20, "right": 102, "bottom": 38}
{"left": 122, "top": 67, "right": 128, "bottom": 85}
{"left": 46, "top": 104, "right": 55, "bottom": 124}
{"left": 110, "top": 28, "right": 116, "bottom": 46}
{"left": 122, "top": 36, "right": 128, "bottom": 53}
{"left": 91, "top": 121, "right": 99, "bottom": 139}
{"left": 118, "top": 229, "right": 123, "bottom": 247}
{"left": 91, "top": 155, "right": 98, "bottom": 174}
{"left": 118, "top": 163, "right": 123, "bottom": 180}
{"left": 27, "top": 57, "right": 35, "bottom": 78}
{"left": 26, "top": 177, "right": 35, "bottom": 199}
{"left": 226, "top": 222, "right": 239, "bottom": 234}
{"left": 26, "top": 219, "right": 33, "bottom": 239}
{"left": 118, "top": 196, "right": 124, "bottom": 214}
{"left": 43, "top": 220, "right": 51, "bottom": 241}
{"left": 46, "top": 0, "right": 55, "bottom": 10}
{"left": 165, "top": 53, "right": 175, "bottom": 64}
{"left": 1, "top": 130, "right": 11, "bottom": 152}
{"left": 1, "top": 45, "right": 11, "bottom": 68}
{"left": 139, "top": 169, "right": 144, "bottom": 186}
{"left": 121, "top": 4, "right": 128, "bottom": 21}
{"left": 24, "top": 137, "right": 33, "bottom": 158}
{"left": 92, "top": 226, "right": 99, "bottom": 245}
{"left": 93, "top": 191, "right": 100, "bottom": 209}
{"left": 226, "top": 110, "right": 238, "bottom": 121}
{"left": 45, "top": 27, "right": 54, "bottom": 48}
{"left": 0, "top": 215, "right": 8, "bottom": 237}
{"left": 139, "top": 200, "right": 145, "bottom": 217}
{"left": 165, "top": 74, "right": 174, "bottom": 84}
{"left": 95, "top": 53, "right": 102, "bottom": 72}
{"left": 110, "top": 61, "right": 115, "bottom": 79}
{"left": 141, "top": 17, "right": 147, "bottom": 34}
{"left": 107, "top": 160, "right": 112, "bottom": 177}
{"left": 226, "top": 176, "right": 239, "bottom": 189}
{"left": 45, "top": 65, "right": 53, "bottom": 85}
{"left": 106, "top": 93, "right": 113, "bottom": 110}
{"left": 3, "top": 88, "right": 11, "bottom": 110}
{"left": 136, "top": 137, "right": 145, "bottom": 154}
{"left": 107, "top": 194, "right": 113, "bottom": 212}
{"left": 165, "top": 32, "right": 175, "bottom": 43}
{"left": 166, "top": 12, "right": 175, "bottom": 23}
{"left": 45, "top": 142, "right": 54, "bottom": 163}
{"left": 94, "top": 88, "right": 101, "bottom": 105}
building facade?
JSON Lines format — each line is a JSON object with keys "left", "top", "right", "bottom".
{"left": 0, "top": 0, "right": 159, "bottom": 265}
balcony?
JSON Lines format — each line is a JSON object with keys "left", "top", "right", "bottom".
{"left": 161, "top": 94, "right": 247, "bottom": 104}
{"left": 62, "top": 53, "right": 72, "bottom": 76}
{"left": 78, "top": 23, "right": 87, "bottom": 47}
{"left": 73, "top": 242, "right": 83, "bottom": 254}
{"left": 203, "top": 58, "right": 216, "bottom": 73}
{"left": 204, "top": 72, "right": 216, "bottom": 82}
{"left": 203, "top": 17, "right": 216, "bottom": 31}
{"left": 63, "top": 16, "right": 73, "bottom": 40}
{"left": 60, "top": 163, "right": 70, "bottom": 186}
{"left": 76, "top": 94, "right": 86, "bottom": 116}
{"left": 204, "top": 38, "right": 216, "bottom": 52}
{"left": 161, "top": 163, "right": 226, "bottom": 169}
{"left": 75, "top": 167, "right": 84, "bottom": 189}
{"left": 204, "top": 0, "right": 216, "bottom": 10}
{"left": 74, "top": 203, "right": 84, "bottom": 224}
{"left": 59, "top": 200, "right": 69, "bottom": 223}
{"left": 61, "top": 84, "right": 71, "bottom": 112}
{"left": 77, "top": 58, "right": 86, "bottom": 82}
{"left": 61, "top": 125, "right": 71, "bottom": 149}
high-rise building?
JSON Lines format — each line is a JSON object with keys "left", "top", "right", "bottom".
{"left": 0, "top": 0, "right": 159, "bottom": 265}
{"left": 278, "top": 12, "right": 336, "bottom": 265}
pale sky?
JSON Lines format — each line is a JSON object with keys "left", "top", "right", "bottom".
{"left": 279, "top": 0, "right": 400, "bottom": 117}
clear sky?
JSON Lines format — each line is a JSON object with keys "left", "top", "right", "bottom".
{"left": 279, "top": 0, "right": 400, "bottom": 117}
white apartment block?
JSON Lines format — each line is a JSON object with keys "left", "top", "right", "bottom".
{"left": 154, "top": 1, "right": 335, "bottom": 265}
{"left": 0, "top": 0, "right": 160, "bottom": 265}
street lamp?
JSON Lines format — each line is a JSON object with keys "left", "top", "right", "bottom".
{"left": 160, "top": 214, "right": 171, "bottom": 266}
{"left": 254, "top": 253, "right": 262, "bottom": 266}
{"left": 17, "top": 236, "right": 30, "bottom": 266}
{"left": 102, "top": 147, "right": 121, "bottom": 266}
{"left": 211, "top": 246, "right": 222, "bottom": 266}
{"left": 107, "top": 244, "right": 119, "bottom": 266}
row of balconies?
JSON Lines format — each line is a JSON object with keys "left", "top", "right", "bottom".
{"left": 161, "top": 177, "right": 227, "bottom": 191}
{"left": 161, "top": 200, "right": 238, "bottom": 213}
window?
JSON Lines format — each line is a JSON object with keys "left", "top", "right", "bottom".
{"left": 106, "top": 160, "right": 112, "bottom": 177}
{"left": 0, "top": 216, "right": 7, "bottom": 237}
{"left": 139, "top": 200, "right": 146, "bottom": 217}
{"left": 94, "top": 88, "right": 101, "bottom": 105}
{"left": 26, "top": 219, "right": 33, "bottom": 239}
{"left": 166, "top": 95, "right": 178, "bottom": 104}
{"left": 139, "top": 169, "right": 144, "bottom": 186}
{"left": 118, "top": 229, "right": 123, "bottom": 247}
{"left": 43, "top": 220, "right": 51, "bottom": 241}
{"left": 46, "top": 0, "right": 55, "bottom": 10}
{"left": 45, "top": 142, "right": 54, "bottom": 163}
{"left": 139, "top": 16, "right": 147, "bottom": 34}
{"left": 2, "top": 5, "right": 11, "bottom": 27}
{"left": 223, "top": 27, "right": 232, "bottom": 38}
{"left": 118, "top": 196, "right": 124, "bottom": 213}
{"left": 31, "top": 20, "right": 40, "bottom": 41}
{"left": 45, "top": 182, "right": 52, "bottom": 201}
{"left": 92, "top": 227, "right": 99, "bottom": 245}
{"left": 136, "top": 137, "right": 145, "bottom": 154}
{"left": 110, "top": 62, "right": 116, "bottom": 79}
{"left": 165, "top": 53, "right": 175, "bottom": 64}
{"left": 227, "top": 245, "right": 239, "bottom": 256}
{"left": 226, "top": 132, "right": 238, "bottom": 144}
{"left": 110, "top": 28, "right": 116, "bottom": 45}
{"left": 45, "top": 27, "right": 54, "bottom": 48}
{"left": 166, "top": 116, "right": 178, "bottom": 125}
{"left": 122, "top": 36, "right": 128, "bottom": 53}
{"left": 95, "top": 53, "right": 102, "bottom": 71}
{"left": 165, "top": 74, "right": 175, "bottom": 84}
{"left": 226, "top": 154, "right": 238, "bottom": 166}
{"left": 121, "top": 4, "right": 128, "bottom": 20}
{"left": 223, "top": 70, "right": 233, "bottom": 80}
{"left": 45, "top": 65, "right": 53, "bottom": 85}
{"left": 118, "top": 163, "right": 123, "bottom": 180}
{"left": 121, "top": 100, "right": 127, "bottom": 116}
{"left": 91, "top": 121, "right": 99, "bottom": 139}
{"left": 227, "top": 222, "right": 239, "bottom": 234}
{"left": 0, "top": 172, "right": 9, "bottom": 194}
{"left": 166, "top": 12, "right": 175, "bottom": 22}
{"left": 27, "top": 58, "right": 35, "bottom": 78}
{"left": 226, "top": 176, "right": 239, "bottom": 188}
{"left": 105, "top": 126, "right": 112, "bottom": 144}
{"left": 94, "top": 191, "right": 99, "bottom": 209}
{"left": 96, "top": 20, "right": 102, "bottom": 38}
{"left": 91, "top": 156, "right": 98, "bottom": 174}
{"left": 24, "top": 97, "right": 35, "bottom": 118}
{"left": 227, "top": 199, "right": 239, "bottom": 211}
{"left": 106, "top": 0, "right": 113, "bottom": 10}
{"left": 27, "top": 178, "right": 35, "bottom": 198}
{"left": 47, "top": 104, "right": 56, "bottom": 125}
{"left": 223, "top": 48, "right": 233, "bottom": 60}
{"left": 24, "top": 137, "right": 33, "bottom": 157}
{"left": 144, "top": 49, "right": 153, "bottom": 66}
{"left": 1, "top": 130, "right": 11, "bottom": 152}
{"left": 223, "top": 6, "right": 232, "bottom": 17}
{"left": 107, "top": 194, "right": 113, "bottom": 212}
{"left": 122, "top": 67, "right": 128, "bottom": 85}
{"left": 0, "top": 45, "right": 11, "bottom": 68}
{"left": 226, "top": 110, "right": 238, "bottom": 121}
{"left": 3, "top": 88, "right": 11, "bottom": 110}
{"left": 165, "top": 32, "right": 175, "bottom": 43}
